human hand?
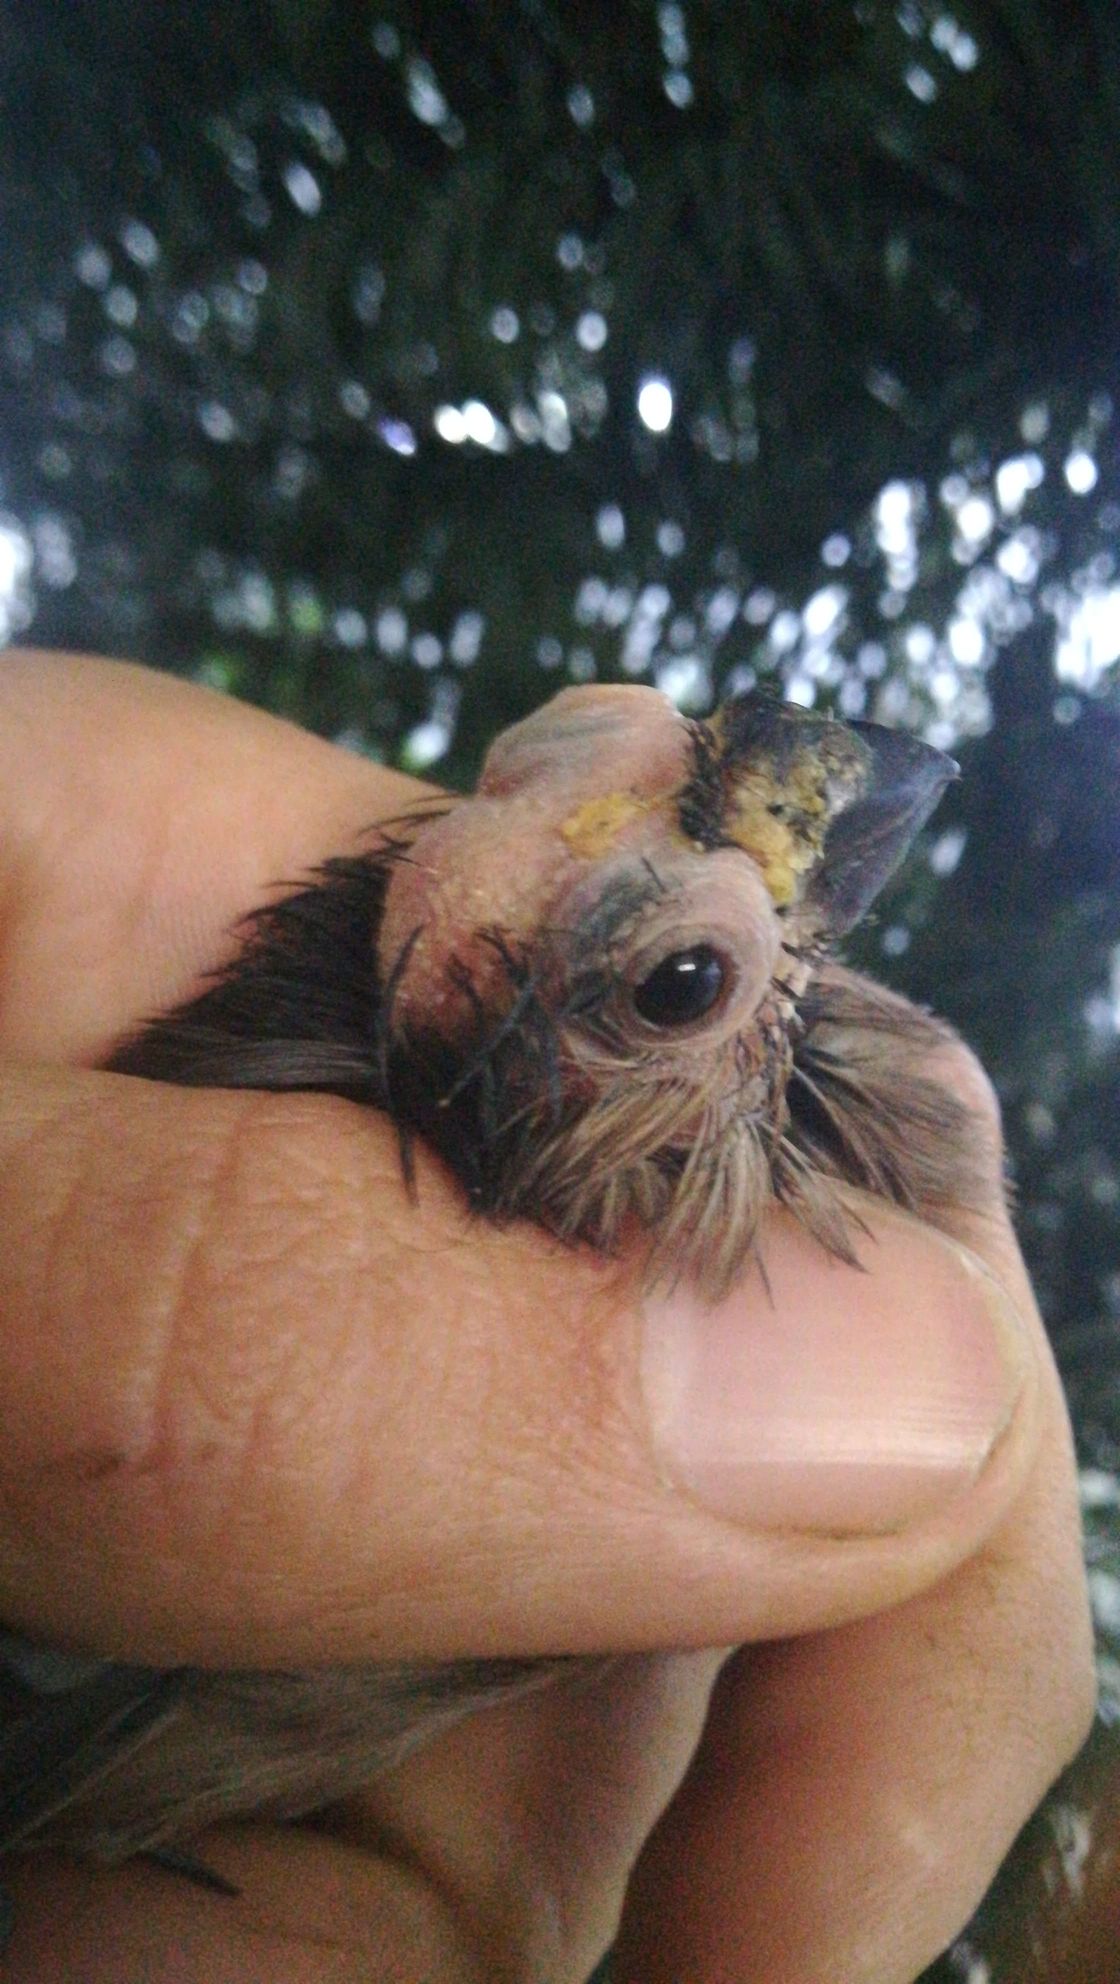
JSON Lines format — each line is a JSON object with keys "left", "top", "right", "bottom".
{"left": 0, "top": 650, "right": 1094, "bottom": 1982}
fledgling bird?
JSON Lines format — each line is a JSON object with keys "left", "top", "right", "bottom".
{"left": 0, "top": 684, "right": 982, "bottom": 1901}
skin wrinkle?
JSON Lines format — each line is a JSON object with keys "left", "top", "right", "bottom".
{"left": 6, "top": 1839, "right": 486, "bottom": 1984}
{"left": 2, "top": 1088, "right": 167, "bottom": 1486}
{"left": 365, "top": 1768, "right": 535, "bottom": 1979}
{"left": 145, "top": 1099, "right": 294, "bottom": 1561}
{"left": 144, "top": 1115, "right": 267, "bottom": 1485}
{"left": 216, "top": 1102, "right": 469, "bottom": 1576}
{"left": 366, "top": 1652, "right": 729, "bottom": 1984}
{"left": 0, "top": 1080, "right": 471, "bottom": 1648}
{"left": 212, "top": 1111, "right": 547, "bottom": 1634}
{"left": 78, "top": 1093, "right": 253, "bottom": 1488}
{"left": 0, "top": 662, "right": 1094, "bottom": 1979}
{"left": 339, "top": 1833, "right": 494, "bottom": 1984}
{"left": 82, "top": 1277, "right": 1022, "bottom": 1666}
{"left": 179, "top": 1196, "right": 390, "bottom": 1599}
{"left": 0, "top": 1091, "right": 77, "bottom": 1359}
{"left": 355, "top": 1199, "right": 556, "bottom": 1513}
{"left": 179, "top": 1106, "right": 336, "bottom": 1442}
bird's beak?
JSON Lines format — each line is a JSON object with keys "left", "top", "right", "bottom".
{"left": 807, "top": 717, "right": 958, "bottom": 935}
{"left": 703, "top": 695, "right": 958, "bottom": 936}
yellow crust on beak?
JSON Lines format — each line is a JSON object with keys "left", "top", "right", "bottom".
{"left": 709, "top": 703, "right": 871, "bottom": 907}
{"left": 722, "top": 766, "right": 832, "bottom": 907}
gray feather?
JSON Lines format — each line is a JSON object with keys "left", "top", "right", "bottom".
{"left": 1, "top": 689, "right": 978, "bottom": 1874}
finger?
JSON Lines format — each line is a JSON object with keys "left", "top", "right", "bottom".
{"left": 334, "top": 1649, "right": 730, "bottom": 1984}
{"left": 0, "top": 649, "right": 425, "bottom": 1063}
{"left": 611, "top": 1195, "right": 1095, "bottom": 1984}
{"left": 0, "top": 1654, "right": 727, "bottom": 1984}
{"left": 0, "top": 656, "right": 1085, "bottom": 1984}
{"left": 0, "top": 1062, "right": 1041, "bottom": 1666}
{"left": 0, "top": 1826, "right": 485, "bottom": 1984}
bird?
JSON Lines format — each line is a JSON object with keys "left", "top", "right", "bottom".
{"left": 0, "top": 683, "right": 983, "bottom": 1910}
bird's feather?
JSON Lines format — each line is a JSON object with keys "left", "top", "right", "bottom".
{"left": 1, "top": 687, "right": 980, "bottom": 1874}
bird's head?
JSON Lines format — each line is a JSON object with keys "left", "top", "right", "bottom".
{"left": 376, "top": 685, "right": 956, "bottom": 1292}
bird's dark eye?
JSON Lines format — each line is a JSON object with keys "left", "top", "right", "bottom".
{"left": 632, "top": 944, "right": 727, "bottom": 1028}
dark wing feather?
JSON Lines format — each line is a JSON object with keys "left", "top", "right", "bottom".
{"left": 108, "top": 850, "right": 403, "bottom": 1098}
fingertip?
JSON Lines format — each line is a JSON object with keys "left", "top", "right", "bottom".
{"left": 642, "top": 1202, "right": 1036, "bottom": 1537}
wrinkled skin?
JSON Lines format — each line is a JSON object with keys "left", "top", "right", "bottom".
{"left": 113, "top": 685, "right": 969, "bottom": 1300}
{"left": 4, "top": 681, "right": 978, "bottom": 1861}
{"left": 0, "top": 655, "right": 1095, "bottom": 1983}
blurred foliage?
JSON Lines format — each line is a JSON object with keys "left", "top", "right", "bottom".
{"left": 3, "top": 0, "right": 1120, "bottom": 765}
{"left": 1, "top": 2, "right": 1119, "bottom": 1978}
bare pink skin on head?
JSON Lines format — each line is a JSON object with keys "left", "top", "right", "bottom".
{"left": 108, "top": 679, "right": 962, "bottom": 1302}
{"left": 0, "top": 680, "right": 975, "bottom": 1879}
{"left": 366, "top": 681, "right": 969, "bottom": 1302}
{"left": 376, "top": 685, "right": 733, "bottom": 1035}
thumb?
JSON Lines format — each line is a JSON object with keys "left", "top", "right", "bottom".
{"left": 0, "top": 1058, "right": 1038, "bottom": 1669}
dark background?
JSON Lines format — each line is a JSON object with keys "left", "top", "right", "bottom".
{"left": 1, "top": 2, "right": 1118, "bottom": 1974}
